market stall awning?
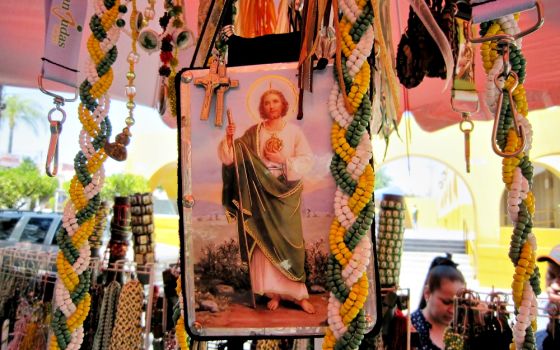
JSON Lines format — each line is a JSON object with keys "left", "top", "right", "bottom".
{"left": 0, "top": 0, "right": 558, "bottom": 132}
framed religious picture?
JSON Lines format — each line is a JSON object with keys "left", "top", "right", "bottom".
{"left": 176, "top": 62, "right": 379, "bottom": 338}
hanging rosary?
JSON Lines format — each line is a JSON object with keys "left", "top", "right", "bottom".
{"left": 105, "top": 0, "right": 141, "bottom": 161}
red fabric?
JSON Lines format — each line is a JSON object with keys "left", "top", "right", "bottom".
{"left": 391, "top": 0, "right": 560, "bottom": 132}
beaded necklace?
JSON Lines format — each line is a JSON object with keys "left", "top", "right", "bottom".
{"left": 109, "top": 279, "right": 145, "bottom": 350}
{"left": 91, "top": 281, "right": 121, "bottom": 350}
{"left": 50, "top": 1, "right": 123, "bottom": 349}
{"left": 479, "top": 14, "right": 539, "bottom": 350}
{"left": 323, "top": 0, "right": 375, "bottom": 349}
{"left": 105, "top": 0, "right": 141, "bottom": 162}
{"left": 157, "top": 1, "right": 185, "bottom": 124}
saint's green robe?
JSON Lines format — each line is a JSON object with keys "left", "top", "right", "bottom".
{"left": 222, "top": 125, "right": 306, "bottom": 282}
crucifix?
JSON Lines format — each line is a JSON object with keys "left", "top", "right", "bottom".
{"left": 194, "top": 60, "right": 239, "bottom": 126}
{"left": 194, "top": 59, "right": 220, "bottom": 122}
{"left": 215, "top": 61, "right": 238, "bottom": 127}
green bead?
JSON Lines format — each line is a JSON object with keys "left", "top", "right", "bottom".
{"left": 118, "top": 4, "right": 128, "bottom": 13}
{"left": 116, "top": 19, "right": 126, "bottom": 27}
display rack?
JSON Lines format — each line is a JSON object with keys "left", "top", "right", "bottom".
{"left": 0, "top": 248, "right": 157, "bottom": 350}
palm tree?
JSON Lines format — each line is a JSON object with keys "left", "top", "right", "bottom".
{"left": 1, "top": 93, "right": 43, "bottom": 154}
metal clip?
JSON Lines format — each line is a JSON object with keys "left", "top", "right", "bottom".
{"left": 491, "top": 65, "right": 526, "bottom": 158}
{"left": 459, "top": 113, "right": 474, "bottom": 173}
{"left": 451, "top": 90, "right": 479, "bottom": 174}
{"left": 466, "top": 0, "right": 544, "bottom": 44}
{"left": 37, "top": 75, "right": 78, "bottom": 103}
{"left": 45, "top": 106, "right": 66, "bottom": 177}
{"left": 38, "top": 75, "right": 76, "bottom": 177}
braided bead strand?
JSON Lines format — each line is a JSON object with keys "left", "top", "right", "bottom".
{"left": 50, "top": 1, "right": 122, "bottom": 349}
{"left": 324, "top": 0, "right": 375, "bottom": 348}
{"left": 480, "top": 15, "right": 540, "bottom": 350}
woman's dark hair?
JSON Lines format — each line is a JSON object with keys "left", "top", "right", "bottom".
{"left": 418, "top": 253, "right": 465, "bottom": 309}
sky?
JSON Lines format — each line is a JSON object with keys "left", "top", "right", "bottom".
{"left": 0, "top": 85, "right": 174, "bottom": 176}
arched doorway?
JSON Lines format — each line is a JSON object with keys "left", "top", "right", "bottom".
{"left": 500, "top": 165, "right": 560, "bottom": 228}
{"left": 377, "top": 156, "right": 477, "bottom": 308}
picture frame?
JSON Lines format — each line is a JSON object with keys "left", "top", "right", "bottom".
{"left": 176, "top": 62, "right": 379, "bottom": 338}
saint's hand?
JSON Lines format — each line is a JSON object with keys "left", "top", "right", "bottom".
{"left": 226, "top": 123, "right": 236, "bottom": 137}
{"left": 226, "top": 123, "right": 235, "bottom": 148}
{"left": 264, "top": 149, "right": 285, "bottom": 164}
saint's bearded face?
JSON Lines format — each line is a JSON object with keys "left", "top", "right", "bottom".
{"left": 259, "top": 89, "right": 289, "bottom": 120}
{"left": 262, "top": 93, "right": 283, "bottom": 120}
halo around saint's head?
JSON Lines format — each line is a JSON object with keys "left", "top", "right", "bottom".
{"left": 246, "top": 75, "right": 298, "bottom": 123}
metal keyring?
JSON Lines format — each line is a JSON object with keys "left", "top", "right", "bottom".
{"left": 47, "top": 105, "right": 67, "bottom": 124}
{"left": 459, "top": 118, "right": 474, "bottom": 133}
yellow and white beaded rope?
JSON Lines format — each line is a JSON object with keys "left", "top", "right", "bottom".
{"left": 480, "top": 15, "right": 539, "bottom": 350}
{"left": 324, "top": 0, "right": 375, "bottom": 348}
{"left": 50, "top": 0, "right": 123, "bottom": 349}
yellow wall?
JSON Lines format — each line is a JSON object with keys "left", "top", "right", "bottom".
{"left": 153, "top": 215, "right": 180, "bottom": 246}
{"left": 375, "top": 108, "right": 560, "bottom": 289}
{"left": 476, "top": 227, "right": 560, "bottom": 290}
{"left": 404, "top": 197, "right": 439, "bottom": 229}
{"left": 437, "top": 204, "right": 475, "bottom": 232}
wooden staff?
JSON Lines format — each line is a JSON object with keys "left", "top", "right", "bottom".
{"left": 227, "top": 109, "right": 256, "bottom": 309}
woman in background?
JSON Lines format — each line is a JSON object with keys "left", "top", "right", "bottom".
{"left": 411, "top": 255, "right": 465, "bottom": 350}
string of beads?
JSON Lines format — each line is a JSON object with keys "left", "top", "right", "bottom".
{"left": 324, "top": 0, "right": 375, "bottom": 348}
{"left": 480, "top": 14, "right": 539, "bottom": 350}
{"left": 50, "top": 1, "right": 123, "bottom": 348}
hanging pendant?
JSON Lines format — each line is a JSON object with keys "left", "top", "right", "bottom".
{"left": 157, "top": 76, "right": 168, "bottom": 116}
{"left": 173, "top": 27, "right": 195, "bottom": 50}
{"left": 105, "top": 129, "right": 131, "bottom": 161}
{"left": 138, "top": 28, "right": 160, "bottom": 53}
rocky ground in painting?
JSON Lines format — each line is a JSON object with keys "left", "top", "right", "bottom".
{"left": 195, "top": 289, "right": 329, "bottom": 328}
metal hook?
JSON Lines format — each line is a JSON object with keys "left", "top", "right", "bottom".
{"left": 466, "top": 0, "right": 544, "bottom": 44}
{"left": 45, "top": 106, "right": 66, "bottom": 177}
{"left": 39, "top": 75, "right": 74, "bottom": 177}
{"left": 491, "top": 70, "right": 526, "bottom": 158}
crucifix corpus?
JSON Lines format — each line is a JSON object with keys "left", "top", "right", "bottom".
{"left": 194, "top": 60, "right": 239, "bottom": 126}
